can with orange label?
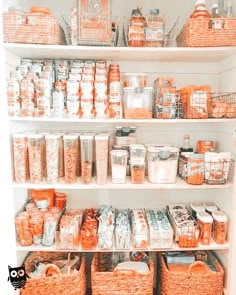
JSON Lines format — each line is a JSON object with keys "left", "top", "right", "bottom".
{"left": 197, "top": 140, "right": 214, "bottom": 154}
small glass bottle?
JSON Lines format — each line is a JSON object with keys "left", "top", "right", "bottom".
{"left": 180, "top": 134, "right": 194, "bottom": 153}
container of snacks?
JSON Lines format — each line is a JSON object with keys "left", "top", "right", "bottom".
{"left": 123, "top": 87, "right": 153, "bottom": 119}
{"left": 197, "top": 211, "right": 213, "bottom": 245}
{"left": 212, "top": 211, "right": 228, "bottom": 244}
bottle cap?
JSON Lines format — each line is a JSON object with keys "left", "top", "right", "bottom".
{"left": 150, "top": 9, "right": 159, "bottom": 15}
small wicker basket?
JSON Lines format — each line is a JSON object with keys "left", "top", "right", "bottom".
{"left": 158, "top": 252, "right": 224, "bottom": 295}
{"left": 3, "top": 12, "right": 66, "bottom": 45}
{"left": 177, "top": 18, "right": 236, "bottom": 47}
{"left": 91, "top": 253, "right": 154, "bottom": 295}
{"left": 21, "top": 252, "right": 86, "bottom": 295}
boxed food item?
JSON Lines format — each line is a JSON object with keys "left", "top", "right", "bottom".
{"left": 130, "top": 209, "right": 149, "bottom": 249}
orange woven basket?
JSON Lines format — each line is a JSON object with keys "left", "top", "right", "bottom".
{"left": 3, "top": 12, "right": 66, "bottom": 45}
{"left": 91, "top": 253, "right": 154, "bottom": 295}
{"left": 21, "top": 252, "right": 86, "bottom": 295}
{"left": 158, "top": 252, "right": 224, "bottom": 295}
{"left": 177, "top": 18, "right": 236, "bottom": 47}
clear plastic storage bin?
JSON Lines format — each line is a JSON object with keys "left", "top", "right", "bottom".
{"left": 123, "top": 87, "right": 153, "bottom": 119}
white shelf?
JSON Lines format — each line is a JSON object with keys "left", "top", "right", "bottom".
{"left": 12, "top": 177, "right": 233, "bottom": 190}
{"left": 8, "top": 117, "right": 236, "bottom": 124}
{"left": 16, "top": 240, "right": 230, "bottom": 252}
{"left": 4, "top": 43, "right": 236, "bottom": 62}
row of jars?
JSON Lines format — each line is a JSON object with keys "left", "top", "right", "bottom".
{"left": 12, "top": 132, "right": 179, "bottom": 184}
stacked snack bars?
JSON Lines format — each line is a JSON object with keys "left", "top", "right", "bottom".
{"left": 130, "top": 209, "right": 149, "bottom": 249}
{"left": 97, "top": 205, "right": 115, "bottom": 249}
{"left": 167, "top": 204, "right": 199, "bottom": 248}
{"left": 81, "top": 209, "right": 98, "bottom": 249}
{"left": 146, "top": 209, "right": 173, "bottom": 249}
{"left": 58, "top": 209, "right": 83, "bottom": 249}
{"left": 115, "top": 209, "right": 131, "bottom": 250}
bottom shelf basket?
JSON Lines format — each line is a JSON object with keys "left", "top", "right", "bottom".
{"left": 21, "top": 252, "right": 86, "bottom": 295}
{"left": 91, "top": 253, "right": 154, "bottom": 295}
{"left": 158, "top": 252, "right": 224, "bottom": 295}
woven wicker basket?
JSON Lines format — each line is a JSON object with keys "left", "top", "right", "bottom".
{"left": 91, "top": 253, "right": 154, "bottom": 295}
{"left": 3, "top": 12, "right": 66, "bottom": 45}
{"left": 158, "top": 252, "right": 224, "bottom": 295}
{"left": 177, "top": 18, "right": 236, "bottom": 47}
{"left": 21, "top": 252, "right": 86, "bottom": 295}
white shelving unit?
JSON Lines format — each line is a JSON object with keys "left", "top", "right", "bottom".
{"left": 2, "top": 1, "right": 236, "bottom": 294}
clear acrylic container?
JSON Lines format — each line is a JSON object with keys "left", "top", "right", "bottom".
{"left": 147, "top": 146, "right": 178, "bottom": 183}
{"left": 12, "top": 134, "right": 29, "bottom": 183}
{"left": 129, "top": 144, "right": 146, "bottom": 184}
{"left": 197, "top": 211, "right": 213, "bottom": 245}
{"left": 123, "top": 87, "right": 153, "bottom": 119}
{"left": 95, "top": 133, "right": 109, "bottom": 184}
{"left": 80, "top": 133, "right": 95, "bottom": 184}
{"left": 63, "top": 134, "right": 78, "bottom": 184}
{"left": 212, "top": 211, "right": 228, "bottom": 244}
{"left": 28, "top": 134, "right": 44, "bottom": 183}
{"left": 110, "top": 150, "right": 128, "bottom": 184}
{"left": 45, "top": 134, "right": 60, "bottom": 183}
{"left": 123, "top": 73, "right": 147, "bottom": 87}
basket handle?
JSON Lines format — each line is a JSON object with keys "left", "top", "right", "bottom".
{"left": 188, "top": 261, "right": 211, "bottom": 273}
{"left": 113, "top": 267, "right": 137, "bottom": 276}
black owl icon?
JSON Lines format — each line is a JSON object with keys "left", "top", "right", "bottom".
{"left": 8, "top": 264, "right": 29, "bottom": 290}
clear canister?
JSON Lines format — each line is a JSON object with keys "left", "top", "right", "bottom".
{"left": 123, "top": 87, "right": 153, "bottom": 119}
{"left": 53, "top": 91, "right": 65, "bottom": 118}
{"left": 12, "top": 134, "right": 29, "bottom": 183}
{"left": 110, "top": 150, "right": 128, "bottom": 184}
{"left": 190, "top": 202, "right": 205, "bottom": 219}
{"left": 80, "top": 133, "right": 95, "bottom": 184}
{"left": 20, "top": 78, "right": 35, "bottom": 99}
{"left": 45, "top": 134, "right": 60, "bottom": 183}
{"left": 95, "top": 133, "right": 109, "bottom": 185}
{"left": 147, "top": 147, "right": 178, "bottom": 183}
{"left": 28, "top": 134, "right": 44, "bottom": 183}
{"left": 212, "top": 211, "right": 228, "bottom": 244}
{"left": 63, "top": 134, "right": 78, "bottom": 183}
{"left": 129, "top": 144, "right": 146, "bottom": 184}
{"left": 197, "top": 211, "right": 213, "bottom": 245}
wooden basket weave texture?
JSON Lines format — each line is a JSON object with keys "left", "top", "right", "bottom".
{"left": 177, "top": 18, "right": 236, "bottom": 47}
{"left": 21, "top": 252, "right": 86, "bottom": 295}
{"left": 91, "top": 253, "right": 154, "bottom": 295}
{"left": 158, "top": 252, "right": 224, "bottom": 295}
{"left": 3, "top": 13, "right": 65, "bottom": 45}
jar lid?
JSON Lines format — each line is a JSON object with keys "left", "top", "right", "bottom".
{"left": 203, "top": 202, "right": 218, "bottom": 213}
{"left": 45, "top": 134, "right": 61, "bottom": 140}
{"left": 212, "top": 211, "right": 228, "bottom": 222}
{"left": 80, "top": 133, "right": 95, "bottom": 140}
{"left": 110, "top": 150, "right": 128, "bottom": 156}
{"left": 190, "top": 202, "right": 205, "bottom": 212}
{"left": 197, "top": 212, "right": 213, "bottom": 223}
{"left": 95, "top": 133, "right": 110, "bottom": 140}
{"left": 27, "top": 134, "right": 44, "bottom": 140}
{"left": 63, "top": 134, "right": 78, "bottom": 140}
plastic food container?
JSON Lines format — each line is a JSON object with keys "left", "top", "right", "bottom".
{"left": 95, "top": 133, "right": 109, "bottom": 185}
{"left": 123, "top": 73, "right": 147, "bottom": 87}
{"left": 110, "top": 150, "right": 128, "bottom": 184}
{"left": 203, "top": 202, "right": 218, "bottom": 215}
{"left": 12, "top": 134, "right": 29, "bottom": 183}
{"left": 123, "top": 87, "right": 153, "bottom": 119}
{"left": 28, "top": 134, "right": 44, "bottom": 183}
{"left": 147, "top": 147, "right": 178, "bottom": 183}
{"left": 63, "top": 134, "right": 78, "bottom": 184}
{"left": 80, "top": 133, "right": 95, "bottom": 184}
{"left": 212, "top": 211, "right": 228, "bottom": 244}
{"left": 131, "top": 209, "right": 149, "bottom": 249}
{"left": 190, "top": 202, "right": 205, "bottom": 219}
{"left": 180, "top": 154, "right": 204, "bottom": 185}
{"left": 129, "top": 144, "right": 146, "bottom": 184}
{"left": 45, "top": 134, "right": 60, "bottom": 183}
{"left": 197, "top": 211, "right": 213, "bottom": 245}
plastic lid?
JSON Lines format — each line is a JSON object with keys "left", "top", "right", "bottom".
{"left": 212, "top": 3, "right": 218, "bottom": 8}
{"left": 190, "top": 202, "right": 205, "bottom": 212}
{"left": 45, "top": 134, "right": 61, "bottom": 140}
{"left": 195, "top": 0, "right": 206, "bottom": 5}
{"left": 13, "top": 133, "right": 27, "bottom": 139}
{"left": 150, "top": 8, "right": 159, "bottom": 15}
{"left": 27, "top": 134, "right": 44, "bottom": 140}
{"left": 197, "top": 212, "right": 213, "bottom": 223}
{"left": 80, "top": 133, "right": 95, "bottom": 140}
{"left": 110, "top": 150, "right": 128, "bottom": 156}
{"left": 63, "top": 134, "right": 78, "bottom": 140}
{"left": 203, "top": 202, "right": 218, "bottom": 212}
{"left": 212, "top": 211, "right": 228, "bottom": 222}
{"left": 148, "top": 146, "right": 178, "bottom": 153}
{"left": 95, "top": 133, "right": 110, "bottom": 140}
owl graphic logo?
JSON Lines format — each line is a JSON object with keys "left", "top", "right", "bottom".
{"left": 8, "top": 264, "right": 29, "bottom": 290}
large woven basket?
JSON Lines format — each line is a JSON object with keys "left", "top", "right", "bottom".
{"left": 158, "top": 252, "right": 224, "bottom": 295}
{"left": 3, "top": 12, "right": 66, "bottom": 45}
{"left": 91, "top": 253, "right": 154, "bottom": 295}
{"left": 21, "top": 252, "right": 86, "bottom": 295}
{"left": 177, "top": 18, "right": 236, "bottom": 47}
